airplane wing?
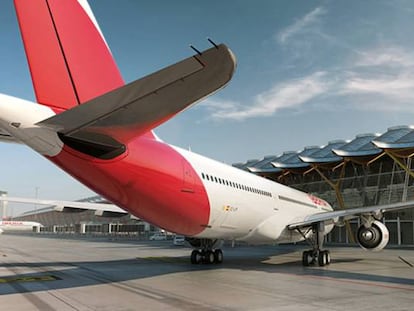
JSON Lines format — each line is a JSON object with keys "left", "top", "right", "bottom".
{"left": 287, "top": 200, "right": 414, "bottom": 230}
{"left": 0, "top": 196, "right": 128, "bottom": 217}
{"left": 36, "top": 44, "right": 236, "bottom": 145}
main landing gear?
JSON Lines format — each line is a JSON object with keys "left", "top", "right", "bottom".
{"left": 298, "top": 222, "right": 331, "bottom": 267}
{"left": 186, "top": 238, "right": 223, "bottom": 264}
{"left": 302, "top": 249, "right": 331, "bottom": 267}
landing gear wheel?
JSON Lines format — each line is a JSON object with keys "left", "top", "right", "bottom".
{"left": 302, "top": 250, "right": 313, "bottom": 266}
{"left": 298, "top": 222, "right": 332, "bottom": 266}
{"left": 317, "top": 250, "right": 331, "bottom": 266}
{"left": 214, "top": 249, "right": 223, "bottom": 264}
{"left": 204, "top": 250, "right": 215, "bottom": 264}
{"left": 318, "top": 251, "right": 327, "bottom": 266}
{"left": 191, "top": 250, "right": 202, "bottom": 264}
{"left": 324, "top": 250, "right": 331, "bottom": 265}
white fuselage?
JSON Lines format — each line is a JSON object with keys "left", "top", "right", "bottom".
{"left": 174, "top": 147, "right": 333, "bottom": 243}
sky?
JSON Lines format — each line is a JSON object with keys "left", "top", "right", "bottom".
{"left": 1, "top": 0, "right": 414, "bottom": 215}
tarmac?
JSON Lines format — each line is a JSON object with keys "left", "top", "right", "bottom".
{"left": 0, "top": 234, "right": 413, "bottom": 311}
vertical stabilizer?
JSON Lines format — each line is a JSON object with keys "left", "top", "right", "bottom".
{"left": 14, "top": 0, "right": 124, "bottom": 112}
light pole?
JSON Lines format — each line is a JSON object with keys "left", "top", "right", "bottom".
{"left": 35, "top": 187, "right": 39, "bottom": 221}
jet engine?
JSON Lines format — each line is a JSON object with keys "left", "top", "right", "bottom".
{"left": 356, "top": 220, "right": 389, "bottom": 251}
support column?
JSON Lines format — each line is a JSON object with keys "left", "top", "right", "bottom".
{"left": 397, "top": 217, "right": 401, "bottom": 245}
{"left": 311, "top": 162, "right": 355, "bottom": 243}
{"left": 402, "top": 157, "right": 411, "bottom": 202}
{"left": 385, "top": 151, "right": 414, "bottom": 179}
{"left": 0, "top": 191, "right": 8, "bottom": 219}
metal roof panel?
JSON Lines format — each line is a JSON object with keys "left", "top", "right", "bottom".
{"left": 332, "top": 133, "right": 381, "bottom": 157}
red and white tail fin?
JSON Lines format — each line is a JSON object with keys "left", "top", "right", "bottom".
{"left": 14, "top": 0, "right": 124, "bottom": 113}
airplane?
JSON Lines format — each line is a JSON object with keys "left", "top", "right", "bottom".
{"left": 1, "top": 0, "right": 414, "bottom": 266}
{"left": 0, "top": 220, "right": 43, "bottom": 234}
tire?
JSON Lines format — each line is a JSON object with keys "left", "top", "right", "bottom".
{"left": 204, "top": 250, "right": 215, "bottom": 264}
{"left": 324, "top": 250, "right": 331, "bottom": 265}
{"left": 318, "top": 251, "right": 325, "bottom": 266}
{"left": 318, "top": 251, "right": 327, "bottom": 266}
{"left": 191, "top": 250, "right": 202, "bottom": 264}
{"left": 302, "top": 251, "right": 313, "bottom": 266}
{"left": 214, "top": 249, "right": 223, "bottom": 264}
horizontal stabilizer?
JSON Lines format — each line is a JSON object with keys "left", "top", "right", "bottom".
{"left": 0, "top": 128, "right": 20, "bottom": 144}
{"left": 37, "top": 44, "right": 236, "bottom": 144}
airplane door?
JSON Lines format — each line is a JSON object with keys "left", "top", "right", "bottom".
{"left": 182, "top": 160, "right": 195, "bottom": 193}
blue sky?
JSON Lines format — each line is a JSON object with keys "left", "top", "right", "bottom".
{"left": 1, "top": 0, "right": 414, "bottom": 215}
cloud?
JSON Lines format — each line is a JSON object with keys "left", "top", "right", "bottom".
{"left": 277, "top": 7, "right": 327, "bottom": 44}
{"left": 342, "top": 46, "right": 414, "bottom": 106}
{"left": 200, "top": 45, "right": 414, "bottom": 121}
{"left": 343, "top": 74, "right": 414, "bottom": 102}
{"left": 355, "top": 46, "right": 414, "bottom": 67}
{"left": 202, "top": 72, "right": 331, "bottom": 121}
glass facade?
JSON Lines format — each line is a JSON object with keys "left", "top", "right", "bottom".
{"left": 276, "top": 154, "right": 414, "bottom": 246}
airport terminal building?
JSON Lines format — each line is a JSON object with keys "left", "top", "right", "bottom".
{"left": 5, "top": 196, "right": 156, "bottom": 238}
{"left": 8, "top": 125, "right": 414, "bottom": 246}
{"left": 234, "top": 125, "right": 414, "bottom": 246}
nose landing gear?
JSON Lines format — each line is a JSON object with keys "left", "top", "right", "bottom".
{"left": 298, "top": 222, "right": 331, "bottom": 267}
{"left": 302, "top": 249, "right": 331, "bottom": 266}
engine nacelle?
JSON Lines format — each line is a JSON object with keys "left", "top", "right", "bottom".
{"left": 356, "top": 220, "right": 389, "bottom": 251}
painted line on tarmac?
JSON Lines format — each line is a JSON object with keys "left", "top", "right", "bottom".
{"left": 398, "top": 256, "right": 414, "bottom": 267}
